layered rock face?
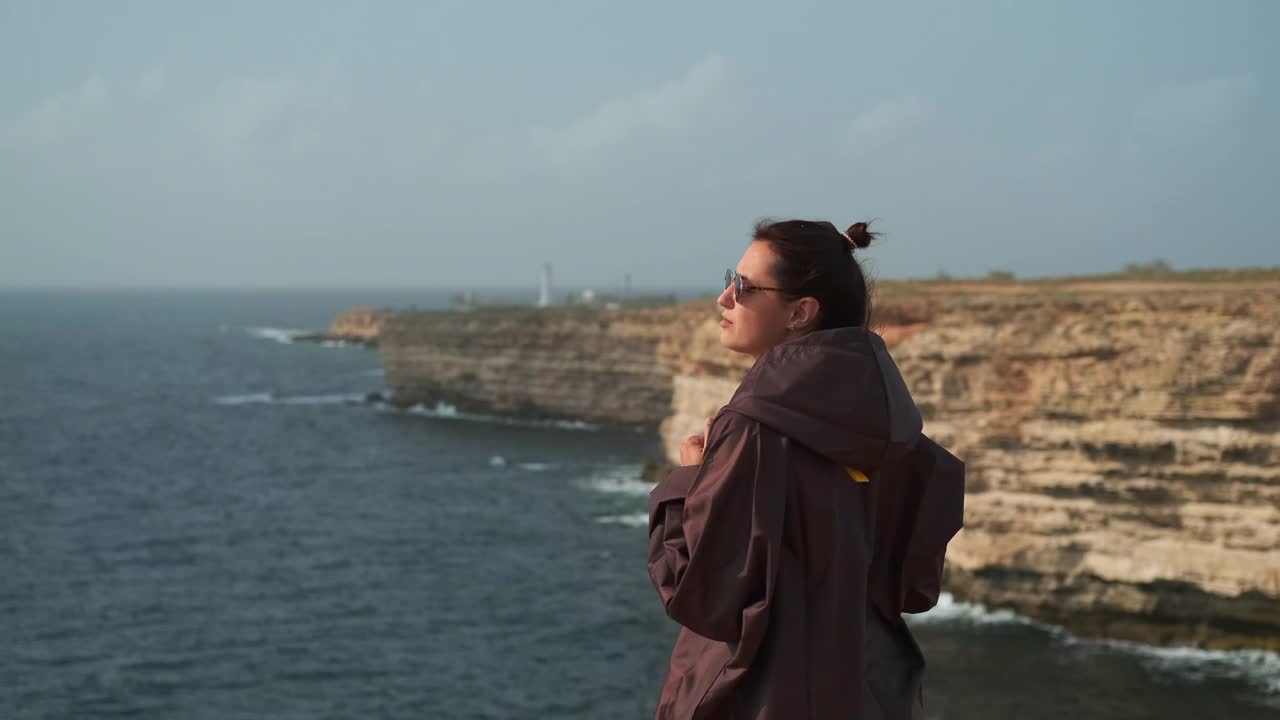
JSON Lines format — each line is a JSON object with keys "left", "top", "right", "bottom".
{"left": 661, "top": 280, "right": 1280, "bottom": 650}
{"left": 887, "top": 281, "right": 1280, "bottom": 651}
{"left": 378, "top": 306, "right": 707, "bottom": 424}
{"left": 377, "top": 279, "right": 1280, "bottom": 650}
{"left": 329, "top": 306, "right": 393, "bottom": 342}
{"left": 296, "top": 306, "right": 392, "bottom": 347}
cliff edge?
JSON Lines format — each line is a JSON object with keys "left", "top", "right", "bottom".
{"left": 374, "top": 277, "right": 1280, "bottom": 650}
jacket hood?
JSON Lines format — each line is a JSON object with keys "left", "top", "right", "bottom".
{"left": 724, "top": 326, "right": 923, "bottom": 473}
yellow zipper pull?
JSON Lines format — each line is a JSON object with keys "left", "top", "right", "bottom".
{"left": 845, "top": 466, "right": 869, "bottom": 483}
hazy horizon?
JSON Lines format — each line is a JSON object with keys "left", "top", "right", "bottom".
{"left": 3, "top": 1, "right": 1276, "bottom": 288}
{"left": 2, "top": 260, "right": 1278, "bottom": 293}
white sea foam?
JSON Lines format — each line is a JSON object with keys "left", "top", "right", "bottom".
{"left": 595, "top": 513, "right": 649, "bottom": 527}
{"left": 212, "top": 392, "right": 368, "bottom": 407}
{"left": 277, "top": 393, "right": 368, "bottom": 406}
{"left": 1060, "top": 635, "right": 1280, "bottom": 698}
{"left": 489, "top": 455, "right": 507, "bottom": 467}
{"left": 517, "top": 462, "right": 557, "bottom": 472}
{"left": 212, "top": 392, "right": 274, "bottom": 405}
{"left": 575, "top": 464, "right": 652, "bottom": 496}
{"left": 245, "top": 326, "right": 307, "bottom": 344}
{"left": 395, "top": 402, "right": 598, "bottom": 431}
{"left": 909, "top": 593, "right": 1280, "bottom": 699}
{"left": 905, "top": 592, "right": 1045, "bottom": 629}
{"left": 407, "top": 401, "right": 459, "bottom": 417}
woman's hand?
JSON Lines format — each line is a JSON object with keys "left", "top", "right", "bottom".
{"left": 679, "top": 416, "right": 714, "bottom": 466}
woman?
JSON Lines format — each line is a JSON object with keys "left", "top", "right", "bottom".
{"left": 647, "top": 219, "right": 965, "bottom": 719}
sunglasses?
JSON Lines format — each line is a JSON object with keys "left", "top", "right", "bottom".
{"left": 724, "top": 268, "right": 790, "bottom": 302}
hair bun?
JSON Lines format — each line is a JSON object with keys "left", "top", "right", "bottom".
{"left": 844, "top": 221, "right": 876, "bottom": 250}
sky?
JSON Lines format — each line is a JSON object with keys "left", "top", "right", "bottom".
{"left": 1, "top": 0, "right": 1276, "bottom": 289}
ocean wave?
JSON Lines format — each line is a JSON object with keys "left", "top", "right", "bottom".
{"left": 575, "top": 464, "right": 651, "bottom": 496}
{"left": 474, "top": 457, "right": 558, "bottom": 472}
{"left": 394, "top": 401, "right": 599, "bottom": 431}
{"left": 211, "top": 392, "right": 275, "bottom": 406}
{"left": 320, "top": 339, "right": 371, "bottom": 349}
{"left": 277, "top": 393, "right": 369, "bottom": 406}
{"left": 1061, "top": 635, "right": 1280, "bottom": 699}
{"left": 595, "top": 513, "right": 649, "bottom": 527}
{"left": 245, "top": 326, "right": 308, "bottom": 344}
{"left": 518, "top": 462, "right": 557, "bottom": 472}
{"left": 212, "top": 392, "right": 368, "bottom": 406}
{"left": 910, "top": 593, "right": 1280, "bottom": 699}
{"left": 906, "top": 592, "right": 1045, "bottom": 628}
{"left": 407, "top": 401, "right": 456, "bottom": 418}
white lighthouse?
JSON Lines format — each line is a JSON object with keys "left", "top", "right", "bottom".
{"left": 538, "top": 263, "right": 553, "bottom": 307}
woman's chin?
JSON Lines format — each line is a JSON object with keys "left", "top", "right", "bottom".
{"left": 718, "top": 327, "right": 741, "bottom": 352}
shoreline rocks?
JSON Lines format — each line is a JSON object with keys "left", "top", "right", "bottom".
{"left": 294, "top": 306, "right": 392, "bottom": 348}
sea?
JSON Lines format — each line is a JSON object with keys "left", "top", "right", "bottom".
{"left": 1, "top": 288, "right": 1276, "bottom": 720}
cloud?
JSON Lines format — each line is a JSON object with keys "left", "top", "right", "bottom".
{"left": 192, "top": 73, "right": 301, "bottom": 145}
{"left": 80, "top": 73, "right": 108, "bottom": 104}
{"left": 181, "top": 65, "right": 366, "bottom": 163}
{"left": 843, "top": 96, "right": 933, "bottom": 155}
{"left": 137, "top": 66, "right": 168, "bottom": 99}
{"left": 534, "top": 54, "right": 728, "bottom": 164}
{"left": 0, "top": 72, "right": 109, "bottom": 149}
{"left": 1131, "top": 75, "right": 1254, "bottom": 141}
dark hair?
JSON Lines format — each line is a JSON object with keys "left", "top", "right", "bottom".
{"left": 751, "top": 218, "right": 877, "bottom": 330}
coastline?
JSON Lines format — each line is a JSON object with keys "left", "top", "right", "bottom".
{"left": 321, "top": 274, "right": 1280, "bottom": 651}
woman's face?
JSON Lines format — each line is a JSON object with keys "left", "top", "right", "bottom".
{"left": 717, "top": 241, "right": 801, "bottom": 359}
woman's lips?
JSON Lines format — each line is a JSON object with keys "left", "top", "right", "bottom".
{"left": 720, "top": 318, "right": 732, "bottom": 328}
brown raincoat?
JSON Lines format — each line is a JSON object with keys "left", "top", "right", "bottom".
{"left": 647, "top": 326, "right": 965, "bottom": 719}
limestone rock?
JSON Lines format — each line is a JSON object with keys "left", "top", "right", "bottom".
{"left": 374, "top": 278, "right": 1280, "bottom": 650}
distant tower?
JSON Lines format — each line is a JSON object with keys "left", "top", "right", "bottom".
{"left": 623, "top": 273, "right": 632, "bottom": 301}
{"left": 538, "top": 263, "right": 553, "bottom": 307}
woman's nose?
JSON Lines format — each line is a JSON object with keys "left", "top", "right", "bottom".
{"left": 717, "top": 285, "right": 734, "bottom": 309}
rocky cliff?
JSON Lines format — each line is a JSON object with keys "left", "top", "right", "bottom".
{"left": 885, "top": 280, "right": 1280, "bottom": 651}
{"left": 378, "top": 306, "right": 705, "bottom": 424}
{"left": 296, "top": 306, "right": 392, "bottom": 347}
{"left": 375, "top": 277, "right": 1280, "bottom": 650}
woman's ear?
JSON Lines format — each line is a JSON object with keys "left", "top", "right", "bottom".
{"left": 789, "top": 297, "right": 820, "bottom": 330}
